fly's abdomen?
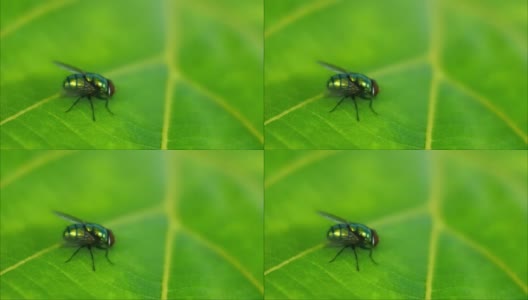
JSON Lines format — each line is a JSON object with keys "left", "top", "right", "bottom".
{"left": 327, "top": 223, "right": 354, "bottom": 242}
{"left": 63, "top": 74, "right": 87, "bottom": 90}
{"left": 63, "top": 223, "right": 88, "bottom": 242}
{"left": 327, "top": 74, "right": 352, "bottom": 91}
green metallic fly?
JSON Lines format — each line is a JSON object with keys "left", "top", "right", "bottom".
{"left": 54, "top": 211, "right": 115, "bottom": 271}
{"left": 318, "top": 61, "right": 379, "bottom": 121}
{"left": 54, "top": 61, "right": 115, "bottom": 121}
{"left": 318, "top": 211, "right": 379, "bottom": 271}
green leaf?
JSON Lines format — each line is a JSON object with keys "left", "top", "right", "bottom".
{"left": 0, "top": 151, "right": 263, "bottom": 299}
{"left": 0, "top": 0, "right": 263, "bottom": 149}
{"left": 264, "top": 0, "right": 527, "bottom": 149}
{"left": 265, "top": 151, "right": 527, "bottom": 299}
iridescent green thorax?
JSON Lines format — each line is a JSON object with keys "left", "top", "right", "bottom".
{"left": 327, "top": 73, "right": 377, "bottom": 99}
{"left": 63, "top": 73, "right": 113, "bottom": 98}
{"left": 63, "top": 223, "right": 114, "bottom": 249}
{"left": 327, "top": 223, "right": 378, "bottom": 249}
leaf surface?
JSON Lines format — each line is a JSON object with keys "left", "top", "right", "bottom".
{"left": 0, "top": 150, "right": 263, "bottom": 299}
{"left": 264, "top": 0, "right": 527, "bottom": 149}
{"left": 265, "top": 150, "right": 528, "bottom": 299}
{"left": 0, "top": 0, "right": 263, "bottom": 149}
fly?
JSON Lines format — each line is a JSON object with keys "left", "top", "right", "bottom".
{"left": 319, "top": 61, "right": 379, "bottom": 121}
{"left": 54, "top": 211, "right": 115, "bottom": 271}
{"left": 54, "top": 61, "right": 115, "bottom": 121}
{"left": 318, "top": 211, "right": 379, "bottom": 271}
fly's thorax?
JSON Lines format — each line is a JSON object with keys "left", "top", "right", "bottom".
{"left": 86, "top": 74, "right": 111, "bottom": 98}
{"left": 351, "top": 74, "right": 376, "bottom": 99}
{"left": 351, "top": 224, "right": 377, "bottom": 249}
{"left": 88, "top": 224, "right": 113, "bottom": 248}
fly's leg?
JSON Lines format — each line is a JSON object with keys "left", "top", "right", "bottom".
{"left": 352, "top": 97, "right": 359, "bottom": 121}
{"left": 369, "top": 248, "right": 377, "bottom": 265}
{"left": 329, "top": 97, "right": 346, "bottom": 113}
{"left": 87, "top": 246, "right": 95, "bottom": 271}
{"left": 88, "top": 97, "right": 95, "bottom": 121}
{"left": 65, "top": 246, "right": 84, "bottom": 263}
{"left": 105, "top": 99, "right": 114, "bottom": 115}
{"left": 369, "top": 99, "right": 378, "bottom": 115}
{"left": 80, "top": 225, "right": 98, "bottom": 271}
{"left": 329, "top": 246, "right": 347, "bottom": 263}
{"left": 351, "top": 246, "right": 359, "bottom": 271}
{"left": 65, "top": 97, "right": 83, "bottom": 113}
{"left": 105, "top": 248, "right": 114, "bottom": 265}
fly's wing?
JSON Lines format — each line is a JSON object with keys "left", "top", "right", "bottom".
{"left": 63, "top": 231, "right": 96, "bottom": 247}
{"left": 54, "top": 61, "right": 86, "bottom": 74}
{"left": 318, "top": 211, "right": 357, "bottom": 235}
{"left": 54, "top": 212, "right": 99, "bottom": 247}
{"left": 318, "top": 61, "right": 349, "bottom": 74}
{"left": 327, "top": 232, "right": 361, "bottom": 247}
{"left": 318, "top": 211, "right": 349, "bottom": 224}
{"left": 326, "top": 79, "right": 362, "bottom": 97}
{"left": 54, "top": 211, "right": 85, "bottom": 224}
{"left": 344, "top": 79, "right": 362, "bottom": 94}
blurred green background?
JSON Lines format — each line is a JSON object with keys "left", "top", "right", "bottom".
{"left": 264, "top": 0, "right": 527, "bottom": 149}
{"left": 265, "top": 150, "right": 527, "bottom": 299}
{"left": 0, "top": 150, "right": 263, "bottom": 299}
{"left": 0, "top": 0, "right": 262, "bottom": 149}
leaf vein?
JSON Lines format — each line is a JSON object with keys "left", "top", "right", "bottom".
{"left": 178, "top": 74, "right": 264, "bottom": 145}
{"left": 425, "top": 0, "right": 443, "bottom": 150}
{"left": 0, "top": 94, "right": 60, "bottom": 126}
{"left": 181, "top": 226, "right": 264, "bottom": 294}
{"left": 0, "top": 244, "right": 61, "bottom": 276}
{"left": 443, "top": 225, "right": 528, "bottom": 294}
{"left": 425, "top": 151, "right": 444, "bottom": 299}
{"left": 265, "top": 150, "right": 340, "bottom": 188}
{"left": 443, "top": 74, "right": 528, "bottom": 145}
{"left": 0, "top": 150, "right": 76, "bottom": 189}
{"left": 160, "top": 0, "right": 179, "bottom": 150}
{"left": 161, "top": 152, "right": 180, "bottom": 299}
{"left": 265, "top": 0, "right": 340, "bottom": 38}
{"left": 0, "top": 0, "right": 76, "bottom": 39}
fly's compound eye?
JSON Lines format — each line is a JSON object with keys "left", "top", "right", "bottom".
{"left": 108, "top": 230, "right": 115, "bottom": 247}
{"left": 371, "top": 229, "right": 379, "bottom": 247}
{"left": 372, "top": 80, "right": 379, "bottom": 96}
{"left": 108, "top": 80, "right": 115, "bottom": 96}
